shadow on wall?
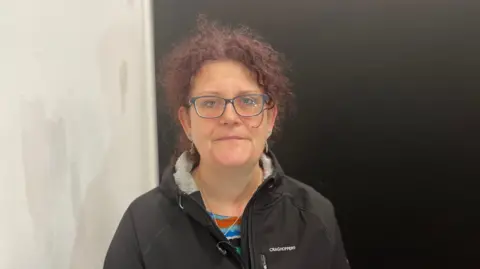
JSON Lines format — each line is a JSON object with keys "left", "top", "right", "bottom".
{"left": 68, "top": 16, "right": 149, "bottom": 269}
{"left": 21, "top": 99, "right": 71, "bottom": 269}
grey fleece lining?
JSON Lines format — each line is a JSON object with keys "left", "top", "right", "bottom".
{"left": 173, "top": 152, "right": 273, "bottom": 195}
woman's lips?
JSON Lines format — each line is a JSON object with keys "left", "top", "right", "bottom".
{"left": 215, "top": 136, "right": 246, "bottom": 141}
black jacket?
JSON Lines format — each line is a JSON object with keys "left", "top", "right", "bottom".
{"left": 104, "top": 151, "right": 350, "bottom": 269}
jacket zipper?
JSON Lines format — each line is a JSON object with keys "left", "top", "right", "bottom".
{"left": 243, "top": 176, "right": 275, "bottom": 269}
{"left": 182, "top": 175, "right": 276, "bottom": 269}
{"left": 183, "top": 192, "right": 246, "bottom": 269}
{"left": 247, "top": 206, "right": 255, "bottom": 269}
{"left": 260, "top": 254, "right": 268, "bottom": 269}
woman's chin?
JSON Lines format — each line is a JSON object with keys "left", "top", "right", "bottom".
{"left": 210, "top": 145, "right": 253, "bottom": 167}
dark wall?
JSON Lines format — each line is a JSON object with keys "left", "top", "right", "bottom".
{"left": 153, "top": 1, "right": 480, "bottom": 268}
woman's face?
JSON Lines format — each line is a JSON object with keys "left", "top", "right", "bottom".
{"left": 179, "top": 60, "right": 277, "bottom": 168}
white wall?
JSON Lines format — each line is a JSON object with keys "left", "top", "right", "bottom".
{"left": 0, "top": 0, "right": 158, "bottom": 268}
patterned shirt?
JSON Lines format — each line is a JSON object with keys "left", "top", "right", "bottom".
{"left": 209, "top": 212, "right": 242, "bottom": 255}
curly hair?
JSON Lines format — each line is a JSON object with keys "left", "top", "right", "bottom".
{"left": 158, "top": 15, "right": 293, "bottom": 159}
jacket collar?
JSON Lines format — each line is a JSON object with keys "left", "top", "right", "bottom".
{"left": 158, "top": 150, "right": 285, "bottom": 206}
{"left": 172, "top": 151, "right": 275, "bottom": 195}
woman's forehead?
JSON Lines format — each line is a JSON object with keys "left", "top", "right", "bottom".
{"left": 191, "top": 61, "right": 261, "bottom": 96}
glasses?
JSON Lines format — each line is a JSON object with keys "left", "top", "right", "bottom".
{"left": 189, "top": 93, "right": 271, "bottom": 119}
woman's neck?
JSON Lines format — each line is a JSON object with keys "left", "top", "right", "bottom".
{"left": 192, "top": 161, "right": 263, "bottom": 216}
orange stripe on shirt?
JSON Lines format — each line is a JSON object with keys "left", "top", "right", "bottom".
{"left": 215, "top": 217, "right": 242, "bottom": 228}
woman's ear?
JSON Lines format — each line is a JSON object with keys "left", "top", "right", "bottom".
{"left": 178, "top": 106, "right": 192, "bottom": 138}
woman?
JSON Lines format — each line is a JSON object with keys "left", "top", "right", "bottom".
{"left": 104, "top": 16, "right": 350, "bottom": 269}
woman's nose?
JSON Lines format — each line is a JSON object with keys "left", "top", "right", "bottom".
{"left": 220, "top": 102, "right": 241, "bottom": 124}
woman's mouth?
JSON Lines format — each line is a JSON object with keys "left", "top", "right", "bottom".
{"left": 215, "top": 136, "right": 246, "bottom": 141}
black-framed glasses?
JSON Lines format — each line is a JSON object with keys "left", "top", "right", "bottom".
{"left": 188, "top": 93, "right": 271, "bottom": 119}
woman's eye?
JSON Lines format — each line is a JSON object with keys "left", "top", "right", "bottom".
{"left": 202, "top": 100, "right": 216, "bottom": 107}
{"left": 241, "top": 97, "right": 256, "bottom": 105}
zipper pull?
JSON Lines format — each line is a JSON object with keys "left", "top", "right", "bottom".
{"left": 260, "top": 254, "right": 268, "bottom": 269}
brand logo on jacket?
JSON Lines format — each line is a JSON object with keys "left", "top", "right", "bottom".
{"left": 269, "top": 245, "right": 296, "bottom": 252}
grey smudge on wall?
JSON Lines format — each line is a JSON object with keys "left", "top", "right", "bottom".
{"left": 69, "top": 20, "right": 139, "bottom": 269}
{"left": 70, "top": 161, "right": 81, "bottom": 221}
{"left": 119, "top": 60, "right": 128, "bottom": 113}
{"left": 20, "top": 98, "right": 72, "bottom": 264}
